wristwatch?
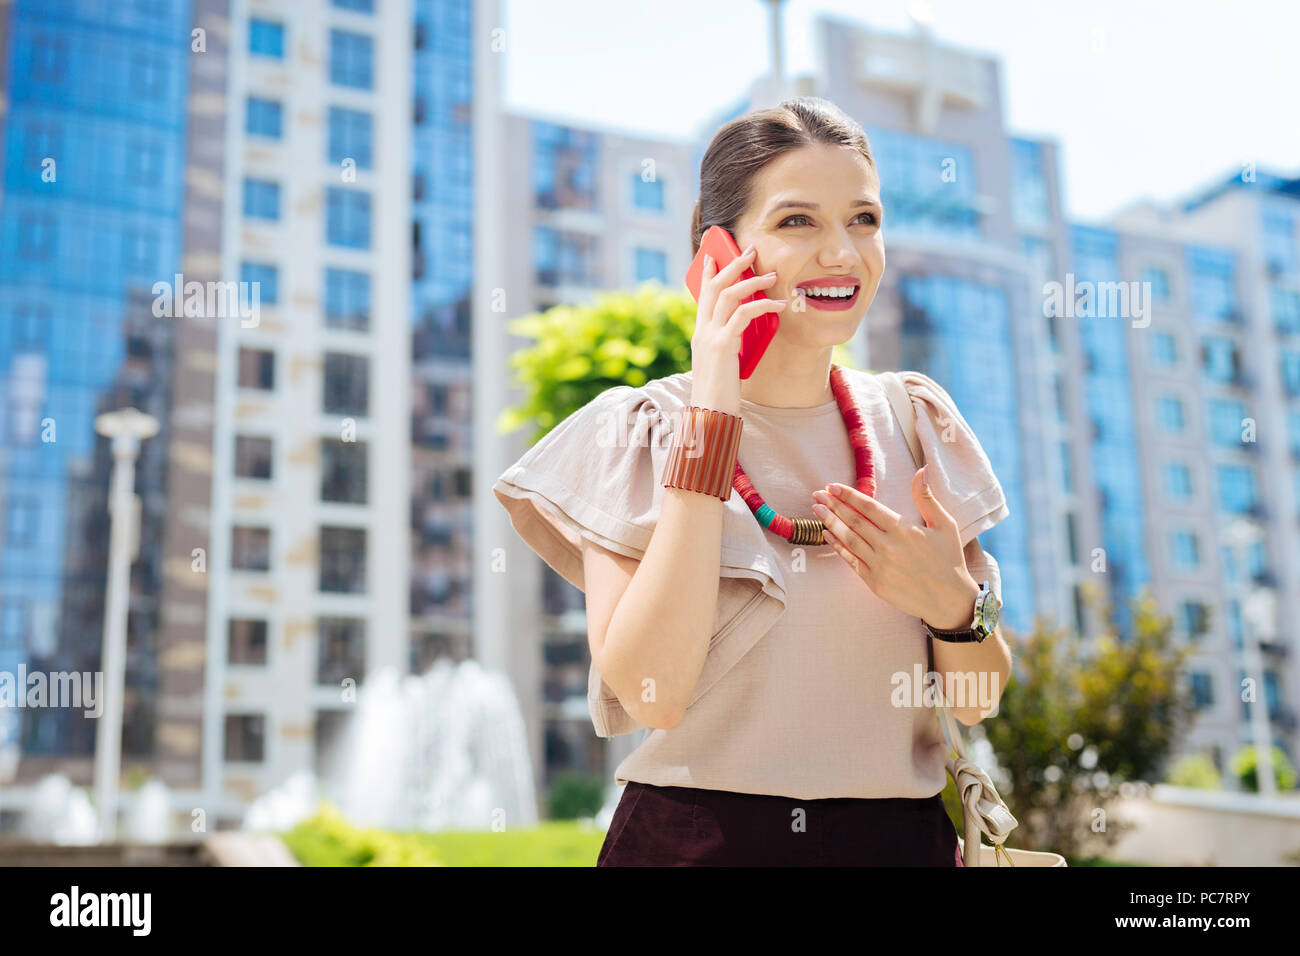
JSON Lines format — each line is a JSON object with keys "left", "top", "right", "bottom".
{"left": 923, "top": 580, "right": 1000, "bottom": 643}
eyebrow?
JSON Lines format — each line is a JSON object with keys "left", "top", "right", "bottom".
{"left": 765, "top": 198, "right": 883, "bottom": 217}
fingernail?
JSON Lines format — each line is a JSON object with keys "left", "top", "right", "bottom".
{"left": 812, "top": 503, "right": 828, "bottom": 518}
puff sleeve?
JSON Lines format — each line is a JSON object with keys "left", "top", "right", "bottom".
{"left": 899, "top": 370, "right": 1010, "bottom": 547}
{"left": 492, "top": 384, "right": 674, "bottom": 588}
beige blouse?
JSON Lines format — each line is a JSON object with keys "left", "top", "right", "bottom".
{"left": 492, "top": 366, "right": 1009, "bottom": 799}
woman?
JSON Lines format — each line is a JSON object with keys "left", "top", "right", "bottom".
{"left": 494, "top": 97, "right": 1012, "bottom": 866}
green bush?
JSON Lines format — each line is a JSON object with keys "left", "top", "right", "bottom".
{"left": 1230, "top": 744, "right": 1296, "bottom": 792}
{"left": 1166, "top": 754, "right": 1221, "bottom": 789}
{"left": 546, "top": 771, "right": 606, "bottom": 820}
{"left": 498, "top": 281, "right": 858, "bottom": 444}
{"left": 281, "top": 804, "right": 443, "bottom": 867}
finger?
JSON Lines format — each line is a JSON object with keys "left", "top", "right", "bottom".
{"left": 712, "top": 267, "right": 773, "bottom": 322}
{"left": 707, "top": 245, "right": 758, "bottom": 293}
{"left": 817, "top": 491, "right": 886, "bottom": 552}
{"left": 826, "top": 482, "right": 902, "bottom": 532}
{"left": 813, "top": 499, "right": 875, "bottom": 559}
{"left": 824, "top": 528, "right": 870, "bottom": 577}
{"left": 724, "top": 295, "right": 788, "bottom": 333}
{"left": 696, "top": 252, "right": 720, "bottom": 322}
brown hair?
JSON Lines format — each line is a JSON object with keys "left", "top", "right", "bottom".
{"left": 690, "top": 96, "right": 876, "bottom": 256}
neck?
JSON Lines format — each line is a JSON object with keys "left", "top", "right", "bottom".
{"left": 738, "top": 349, "right": 835, "bottom": 408}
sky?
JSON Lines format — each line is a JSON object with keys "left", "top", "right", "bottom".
{"left": 501, "top": 0, "right": 1300, "bottom": 223}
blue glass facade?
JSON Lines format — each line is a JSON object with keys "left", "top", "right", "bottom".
{"left": 1069, "top": 226, "right": 1150, "bottom": 635}
{"left": 0, "top": 0, "right": 192, "bottom": 754}
{"left": 1009, "top": 138, "right": 1051, "bottom": 227}
{"left": 898, "top": 275, "right": 1032, "bottom": 635}
{"left": 867, "top": 127, "right": 981, "bottom": 239}
{"left": 412, "top": 0, "right": 472, "bottom": 359}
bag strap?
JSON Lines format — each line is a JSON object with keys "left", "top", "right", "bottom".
{"left": 874, "top": 370, "right": 1020, "bottom": 866}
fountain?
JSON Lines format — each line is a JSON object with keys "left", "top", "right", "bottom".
{"left": 244, "top": 658, "right": 537, "bottom": 832}
{"left": 124, "top": 779, "right": 173, "bottom": 843}
{"left": 19, "top": 775, "right": 100, "bottom": 844}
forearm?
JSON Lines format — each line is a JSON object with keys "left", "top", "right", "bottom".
{"left": 599, "top": 485, "right": 723, "bottom": 728}
{"left": 930, "top": 626, "right": 1012, "bottom": 725}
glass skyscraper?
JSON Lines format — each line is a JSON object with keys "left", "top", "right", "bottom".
{"left": 0, "top": 0, "right": 193, "bottom": 758}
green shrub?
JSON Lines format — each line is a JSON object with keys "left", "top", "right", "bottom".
{"left": 1230, "top": 744, "right": 1296, "bottom": 793}
{"left": 546, "top": 771, "right": 606, "bottom": 820}
{"left": 1166, "top": 754, "right": 1221, "bottom": 789}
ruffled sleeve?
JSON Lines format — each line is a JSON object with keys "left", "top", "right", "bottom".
{"left": 493, "top": 376, "right": 789, "bottom": 737}
{"left": 899, "top": 370, "right": 1010, "bottom": 547}
{"left": 492, "top": 384, "right": 670, "bottom": 588}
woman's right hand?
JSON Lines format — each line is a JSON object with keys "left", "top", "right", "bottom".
{"left": 690, "top": 245, "right": 786, "bottom": 414}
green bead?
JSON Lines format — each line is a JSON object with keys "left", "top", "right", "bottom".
{"left": 755, "top": 504, "right": 776, "bottom": 529}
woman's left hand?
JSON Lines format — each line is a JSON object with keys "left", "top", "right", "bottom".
{"left": 811, "top": 464, "right": 979, "bottom": 630}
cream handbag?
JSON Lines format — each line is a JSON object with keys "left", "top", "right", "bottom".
{"left": 877, "top": 371, "right": 1067, "bottom": 868}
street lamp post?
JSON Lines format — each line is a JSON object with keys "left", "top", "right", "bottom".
{"left": 92, "top": 407, "right": 159, "bottom": 842}
{"left": 1226, "top": 519, "right": 1277, "bottom": 798}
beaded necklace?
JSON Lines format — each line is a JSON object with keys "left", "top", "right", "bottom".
{"left": 732, "top": 364, "right": 877, "bottom": 546}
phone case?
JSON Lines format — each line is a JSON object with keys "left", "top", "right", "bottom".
{"left": 684, "top": 225, "right": 780, "bottom": 380}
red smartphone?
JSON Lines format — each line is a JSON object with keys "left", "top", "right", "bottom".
{"left": 684, "top": 225, "right": 780, "bottom": 379}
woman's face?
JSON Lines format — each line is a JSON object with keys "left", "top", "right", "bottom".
{"left": 730, "top": 143, "right": 885, "bottom": 351}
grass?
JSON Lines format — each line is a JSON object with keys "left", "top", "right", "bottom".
{"left": 280, "top": 804, "right": 606, "bottom": 867}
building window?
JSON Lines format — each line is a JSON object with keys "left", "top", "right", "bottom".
{"left": 234, "top": 436, "right": 273, "bottom": 480}
{"left": 1163, "top": 462, "right": 1192, "bottom": 500}
{"left": 329, "top": 29, "right": 373, "bottom": 89}
{"left": 319, "top": 526, "right": 366, "bottom": 593}
{"left": 1141, "top": 267, "right": 1170, "bottom": 303}
{"left": 1187, "top": 246, "right": 1236, "bottom": 322}
{"left": 333, "top": 0, "right": 374, "bottom": 10}
{"left": 321, "top": 439, "right": 367, "bottom": 503}
{"left": 232, "top": 526, "right": 271, "bottom": 571}
{"left": 631, "top": 173, "right": 664, "bottom": 212}
{"left": 532, "top": 122, "right": 600, "bottom": 211}
{"left": 243, "top": 178, "right": 280, "bottom": 220}
{"left": 318, "top": 617, "right": 366, "bottom": 686}
{"left": 18, "top": 213, "right": 54, "bottom": 260}
{"left": 323, "top": 352, "right": 369, "bottom": 416}
{"left": 1180, "top": 600, "right": 1207, "bottom": 638}
{"left": 324, "top": 268, "right": 370, "bottom": 331}
{"left": 249, "top": 19, "right": 285, "bottom": 58}
{"left": 224, "top": 714, "right": 266, "bottom": 762}
{"left": 1171, "top": 529, "right": 1200, "bottom": 569}
{"left": 327, "top": 106, "right": 372, "bottom": 170}
{"left": 1272, "top": 288, "right": 1300, "bottom": 335}
{"left": 246, "top": 96, "right": 283, "bottom": 138}
{"left": 5, "top": 497, "right": 37, "bottom": 547}
{"left": 1207, "top": 398, "right": 1249, "bottom": 448}
{"left": 326, "top": 187, "right": 370, "bottom": 249}
{"left": 1289, "top": 411, "right": 1300, "bottom": 457}
{"left": 237, "top": 347, "right": 275, "bottom": 390}
{"left": 533, "top": 226, "right": 600, "bottom": 287}
{"left": 32, "top": 35, "right": 69, "bottom": 82}
{"left": 1064, "top": 511, "right": 1078, "bottom": 565}
{"left": 228, "top": 618, "right": 268, "bottom": 665}
{"left": 1156, "top": 395, "right": 1185, "bottom": 433}
{"left": 1214, "top": 464, "right": 1258, "bottom": 515}
{"left": 1189, "top": 672, "right": 1214, "bottom": 710}
{"left": 240, "top": 261, "right": 279, "bottom": 306}
{"left": 1200, "top": 336, "right": 1240, "bottom": 384}
{"left": 0, "top": 601, "right": 29, "bottom": 649}
{"left": 1281, "top": 350, "right": 1300, "bottom": 397}
{"left": 633, "top": 247, "right": 667, "bottom": 284}
{"left": 1150, "top": 331, "right": 1177, "bottom": 366}
{"left": 1059, "top": 441, "right": 1073, "bottom": 493}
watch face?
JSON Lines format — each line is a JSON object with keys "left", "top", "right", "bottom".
{"left": 979, "top": 592, "right": 1000, "bottom": 633}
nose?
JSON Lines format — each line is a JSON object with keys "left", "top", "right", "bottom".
{"left": 817, "top": 224, "right": 857, "bottom": 270}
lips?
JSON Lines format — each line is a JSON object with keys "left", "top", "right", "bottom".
{"left": 794, "top": 277, "right": 861, "bottom": 312}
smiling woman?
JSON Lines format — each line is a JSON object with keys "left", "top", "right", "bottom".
{"left": 493, "top": 97, "right": 1013, "bottom": 868}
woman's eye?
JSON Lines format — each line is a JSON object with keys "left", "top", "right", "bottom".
{"left": 778, "top": 212, "right": 879, "bottom": 228}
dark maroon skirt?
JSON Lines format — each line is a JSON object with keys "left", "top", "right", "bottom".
{"left": 597, "top": 781, "right": 964, "bottom": 867}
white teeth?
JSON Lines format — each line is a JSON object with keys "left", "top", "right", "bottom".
{"left": 798, "top": 285, "right": 856, "bottom": 298}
